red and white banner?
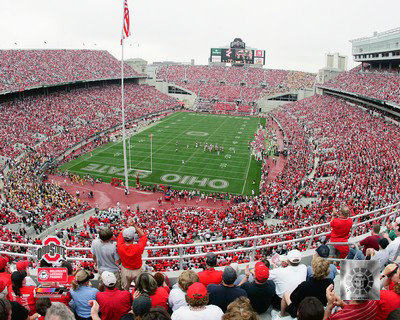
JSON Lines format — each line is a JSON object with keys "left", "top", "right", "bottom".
{"left": 121, "top": 0, "right": 131, "bottom": 44}
{"left": 38, "top": 268, "right": 68, "bottom": 283}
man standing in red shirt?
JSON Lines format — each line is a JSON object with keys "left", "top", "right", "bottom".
{"left": 198, "top": 253, "right": 222, "bottom": 287}
{"left": 96, "top": 271, "right": 132, "bottom": 320}
{"left": 117, "top": 218, "right": 147, "bottom": 291}
{"left": 329, "top": 207, "right": 353, "bottom": 258}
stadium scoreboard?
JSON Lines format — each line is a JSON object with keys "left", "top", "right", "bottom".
{"left": 210, "top": 47, "right": 265, "bottom": 65}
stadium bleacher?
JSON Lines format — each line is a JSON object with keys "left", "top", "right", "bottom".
{"left": 156, "top": 65, "right": 315, "bottom": 105}
{"left": 0, "top": 49, "right": 143, "bottom": 93}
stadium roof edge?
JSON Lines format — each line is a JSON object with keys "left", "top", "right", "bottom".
{"left": 349, "top": 27, "right": 400, "bottom": 43}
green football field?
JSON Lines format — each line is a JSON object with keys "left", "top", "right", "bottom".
{"left": 60, "top": 112, "right": 264, "bottom": 195}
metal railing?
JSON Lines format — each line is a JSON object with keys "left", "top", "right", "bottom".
{"left": 1, "top": 202, "right": 399, "bottom": 269}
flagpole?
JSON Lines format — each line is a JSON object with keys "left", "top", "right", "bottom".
{"left": 121, "top": 36, "right": 129, "bottom": 193}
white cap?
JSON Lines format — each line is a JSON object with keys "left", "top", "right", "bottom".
{"left": 287, "top": 249, "right": 301, "bottom": 263}
{"left": 101, "top": 271, "right": 117, "bottom": 287}
{"left": 123, "top": 227, "right": 137, "bottom": 241}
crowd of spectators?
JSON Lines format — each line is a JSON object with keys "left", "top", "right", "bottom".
{"left": 156, "top": 65, "right": 315, "bottom": 105}
{"left": 322, "top": 65, "right": 400, "bottom": 105}
{"left": 0, "top": 84, "right": 180, "bottom": 158}
{"left": 0, "top": 49, "right": 142, "bottom": 94}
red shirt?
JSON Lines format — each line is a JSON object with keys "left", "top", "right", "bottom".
{"left": 7, "top": 285, "right": 37, "bottom": 315}
{"left": 198, "top": 268, "right": 223, "bottom": 287}
{"left": 377, "top": 290, "right": 400, "bottom": 320}
{"left": 117, "top": 232, "right": 147, "bottom": 270}
{"left": 330, "top": 218, "right": 353, "bottom": 242}
{"left": 328, "top": 300, "right": 378, "bottom": 320}
{"left": 360, "top": 235, "right": 380, "bottom": 255}
{"left": 330, "top": 218, "right": 353, "bottom": 258}
{"left": 96, "top": 288, "right": 132, "bottom": 320}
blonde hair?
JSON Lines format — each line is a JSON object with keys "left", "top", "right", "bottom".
{"left": 223, "top": 297, "right": 259, "bottom": 320}
{"left": 178, "top": 270, "right": 199, "bottom": 292}
{"left": 312, "top": 257, "right": 330, "bottom": 280}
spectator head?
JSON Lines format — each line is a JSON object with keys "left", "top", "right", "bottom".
{"left": 123, "top": 227, "right": 137, "bottom": 243}
{"left": 297, "top": 297, "right": 324, "bottom": 320}
{"left": 254, "top": 261, "right": 269, "bottom": 283}
{"left": 223, "top": 296, "right": 258, "bottom": 320}
{"left": 36, "top": 298, "right": 51, "bottom": 316}
{"left": 72, "top": 270, "right": 94, "bottom": 290}
{"left": 99, "top": 228, "right": 113, "bottom": 242}
{"left": 16, "top": 260, "right": 29, "bottom": 272}
{"left": 11, "top": 270, "right": 27, "bottom": 296}
{"left": 44, "top": 302, "right": 75, "bottom": 320}
{"left": 136, "top": 273, "right": 158, "bottom": 296}
{"left": 177, "top": 270, "right": 199, "bottom": 292}
{"left": 372, "top": 224, "right": 380, "bottom": 235}
{"left": 340, "top": 207, "right": 350, "bottom": 218}
{"left": 0, "top": 297, "right": 11, "bottom": 320}
{"left": 222, "top": 266, "right": 237, "bottom": 286}
{"left": 101, "top": 271, "right": 117, "bottom": 289}
{"left": 379, "top": 238, "right": 389, "bottom": 250}
{"left": 387, "top": 309, "right": 400, "bottom": 320}
{"left": 0, "top": 257, "right": 8, "bottom": 273}
{"left": 311, "top": 257, "right": 330, "bottom": 280}
{"left": 61, "top": 261, "right": 73, "bottom": 275}
{"left": 153, "top": 272, "right": 165, "bottom": 288}
{"left": 185, "top": 282, "right": 209, "bottom": 307}
{"left": 315, "top": 245, "right": 330, "bottom": 258}
{"left": 205, "top": 252, "right": 217, "bottom": 267}
{"left": 142, "top": 307, "right": 171, "bottom": 320}
{"left": 287, "top": 249, "right": 302, "bottom": 266}
{"left": 132, "top": 294, "right": 152, "bottom": 317}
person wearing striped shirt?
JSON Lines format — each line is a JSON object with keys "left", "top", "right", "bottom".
{"left": 323, "top": 284, "right": 378, "bottom": 320}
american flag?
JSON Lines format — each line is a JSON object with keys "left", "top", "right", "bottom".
{"left": 121, "top": 0, "right": 130, "bottom": 44}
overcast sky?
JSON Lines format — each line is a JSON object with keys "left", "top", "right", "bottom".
{"left": 1, "top": 0, "right": 399, "bottom": 73}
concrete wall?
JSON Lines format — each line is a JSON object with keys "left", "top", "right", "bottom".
{"left": 154, "top": 81, "right": 197, "bottom": 109}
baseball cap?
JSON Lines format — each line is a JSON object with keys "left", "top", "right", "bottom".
{"left": 287, "top": 249, "right": 302, "bottom": 263}
{"left": 101, "top": 271, "right": 117, "bottom": 287}
{"left": 222, "top": 266, "right": 237, "bottom": 285}
{"left": 205, "top": 252, "right": 217, "bottom": 266}
{"left": 123, "top": 227, "right": 137, "bottom": 241}
{"left": 16, "top": 260, "right": 29, "bottom": 272}
{"left": 315, "top": 245, "right": 330, "bottom": 258}
{"left": 132, "top": 294, "right": 152, "bottom": 316}
{"left": 255, "top": 261, "right": 269, "bottom": 282}
{"left": 0, "top": 257, "right": 7, "bottom": 270}
{"left": 187, "top": 282, "right": 207, "bottom": 299}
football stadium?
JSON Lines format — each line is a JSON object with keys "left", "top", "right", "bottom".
{"left": 1, "top": 1, "right": 400, "bottom": 319}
